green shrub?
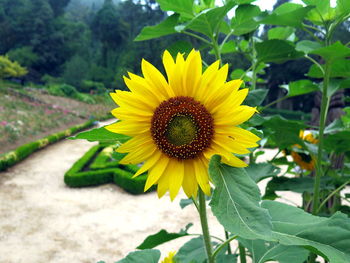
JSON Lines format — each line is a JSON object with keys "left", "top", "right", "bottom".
{"left": 81, "top": 80, "right": 106, "bottom": 94}
{"left": 64, "top": 144, "right": 153, "bottom": 195}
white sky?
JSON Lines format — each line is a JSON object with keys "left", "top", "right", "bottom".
{"left": 241, "top": 0, "right": 336, "bottom": 11}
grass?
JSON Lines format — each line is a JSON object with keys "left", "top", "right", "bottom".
{"left": 0, "top": 81, "right": 114, "bottom": 154}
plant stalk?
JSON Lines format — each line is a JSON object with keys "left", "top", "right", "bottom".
{"left": 239, "top": 242, "right": 247, "bottom": 263}
{"left": 198, "top": 189, "right": 215, "bottom": 263}
{"left": 312, "top": 61, "right": 331, "bottom": 215}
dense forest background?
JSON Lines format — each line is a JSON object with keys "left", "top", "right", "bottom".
{"left": 0, "top": 0, "right": 349, "bottom": 111}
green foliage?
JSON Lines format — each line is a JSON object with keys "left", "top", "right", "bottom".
{"left": 255, "top": 40, "right": 303, "bottom": 63}
{"left": 115, "top": 249, "right": 161, "bottom": 263}
{"left": 244, "top": 163, "right": 281, "bottom": 183}
{"left": 0, "top": 55, "right": 27, "bottom": 79}
{"left": 137, "top": 224, "right": 192, "bottom": 250}
{"left": 262, "top": 201, "right": 350, "bottom": 262}
{"left": 0, "top": 120, "right": 93, "bottom": 171}
{"left": 69, "top": 126, "right": 130, "bottom": 144}
{"left": 209, "top": 155, "right": 273, "bottom": 239}
{"left": 280, "top": 79, "right": 318, "bottom": 97}
{"left": 174, "top": 237, "right": 208, "bottom": 263}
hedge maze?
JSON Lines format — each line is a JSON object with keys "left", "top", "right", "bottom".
{"left": 64, "top": 144, "right": 153, "bottom": 195}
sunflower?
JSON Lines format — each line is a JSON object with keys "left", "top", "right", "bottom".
{"left": 291, "top": 130, "right": 318, "bottom": 171}
{"left": 161, "top": 251, "right": 176, "bottom": 263}
{"left": 106, "top": 50, "right": 260, "bottom": 200}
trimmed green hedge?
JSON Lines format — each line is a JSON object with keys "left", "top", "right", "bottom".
{"left": 64, "top": 144, "right": 154, "bottom": 195}
{"left": 0, "top": 120, "right": 94, "bottom": 172}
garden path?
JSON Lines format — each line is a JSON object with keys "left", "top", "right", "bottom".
{"left": 0, "top": 121, "right": 300, "bottom": 263}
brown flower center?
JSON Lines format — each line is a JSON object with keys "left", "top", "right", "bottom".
{"left": 151, "top": 96, "right": 214, "bottom": 160}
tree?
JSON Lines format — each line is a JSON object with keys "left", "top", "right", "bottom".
{"left": 0, "top": 55, "right": 27, "bottom": 79}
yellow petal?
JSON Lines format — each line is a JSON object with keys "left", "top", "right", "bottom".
{"left": 214, "top": 106, "right": 257, "bottom": 126}
{"left": 183, "top": 49, "right": 202, "bottom": 97}
{"left": 204, "top": 144, "right": 248, "bottom": 168}
{"left": 110, "top": 90, "right": 154, "bottom": 111}
{"left": 210, "top": 88, "right": 248, "bottom": 114}
{"left": 111, "top": 107, "right": 152, "bottom": 121}
{"left": 163, "top": 50, "right": 176, "bottom": 82}
{"left": 141, "top": 58, "right": 175, "bottom": 98}
{"left": 205, "top": 79, "right": 243, "bottom": 111}
{"left": 132, "top": 151, "right": 162, "bottom": 179}
{"left": 213, "top": 135, "right": 251, "bottom": 154}
{"left": 157, "top": 171, "right": 169, "bottom": 198}
{"left": 193, "top": 157, "right": 211, "bottom": 196}
{"left": 195, "top": 60, "right": 220, "bottom": 102}
{"left": 117, "top": 134, "right": 153, "bottom": 153}
{"left": 144, "top": 154, "right": 169, "bottom": 190}
{"left": 119, "top": 143, "right": 156, "bottom": 164}
{"left": 183, "top": 160, "right": 198, "bottom": 198}
{"left": 124, "top": 74, "right": 165, "bottom": 104}
{"left": 105, "top": 121, "right": 150, "bottom": 137}
{"left": 167, "top": 159, "right": 184, "bottom": 200}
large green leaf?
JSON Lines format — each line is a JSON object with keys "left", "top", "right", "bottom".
{"left": 262, "top": 115, "right": 306, "bottom": 148}
{"left": 216, "top": 254, "right": 237, "bottom": 263}
{"left": 231, "top": 4, "right": 261, "bottom": 35}
{"left": 264, "top": 176, "right": 333, "bottom": 199}
{"left": 324, "top": 131, "right": 350, "bottom": 153}
{"left": 115, "top": 249, "right": 160, "bottom": 263}
{"left": 157, "top": 0, "right": 194, "bottom": 19}
{"left": 336, "top": 0, "right": 350, "bottom": 16}
{"left": 136, "top": 224, "right": 192, "bottom": 249}
{"left": 261, "top": 3, "right": 314, "bottom": 27}
{"left": 308, "top": 59, "right": 350, "bottom": 78}
{"left": 262, "top": 201, "right": 350, "bottom": 263}
{"left": 245, "top": 163, "right": 281, "bottom": 183}
{"left": 310, "top": 41, "right": 350, "bottom": 62}
{"left": 256, "top": 40, "right": 303, "bottom": 63}
{"left": 303, "top": 0, "right": 336, "bottom": 24}
{"left": 268, "top": 27, "right": 295, "bottom": 40}
{"left": 186, "top": 2, "right": 235, "bottom": 37}
{"left": 69, "top": 126, "right": 130, "bottom": 143}
{"left": 135, "top": 14, "right": 179, "bottom": 41}
{"left": 281, "top": 79, "right": 318, "bottom": 97}
{"left": 296, "top": 40, "right": 323, "bottom": 54}
{"left": 244, "top": 89, "right": 268, "bottom": 106}
{"left": 239, "top": 238, "right": 309, "bottom": 263}
{"left": 209, "top": 155, "right": 272, "bottom": 239}
{"left": 174, "top": 237, "right": 207, "bottom": 263}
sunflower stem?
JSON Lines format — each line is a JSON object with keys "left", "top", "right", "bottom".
{"left": 198, "top": 189, "right": 215, "bottom": 263}
{"left": 312, "top": 60, "right": 331, "bottom": 216}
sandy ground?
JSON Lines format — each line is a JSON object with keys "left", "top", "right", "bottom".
{"left": 0, "top": 121, "right": 308, "bottom": 263}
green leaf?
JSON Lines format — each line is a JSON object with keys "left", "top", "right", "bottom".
{"left": 157, "top": 0, "right": 194, "bottom": 19}
{"left": 135, "top": 14, "right": 180, "bottom": 41}
{"left": 245, "top": 163, "right": 281, "bottom": 183}
{"left": 281, "top": 79, "right": 318, "bottom": 97}
{"left": 264, "top": 176, "right": 333, "bottom": 199}
{"left": 261, "top": 3, "right": 314, "bottom": 27}
{"left": 310, "top": 41, "right": 350, "bottom": 62}
{"left": 262, "top": 115, "right": 306, "bottom": 148}
{"left": 209, "top": 155, "right": 272, "bottom": 239}
{"left": 296, "top": 40, "right": 323, "bottom": 54}
{"left": 115, "top": 249, "right": 160, "bottom": 263}
{"left": 268, "top": 27, "right": 295, "bottom": 40}
{"left": 308, "top": 59, "right": 350, "bottom": 78}
{"left": 219, "top": 41, "right": 237, "bottom": 54}
{"left": 69, "top": 126, "right": 130, "bottom": 144}
{"left": 231, "top": 4, "right": 261, "bottom": 35}
{"left": 245, "top": 89, "right": 268, "bottom": 106}
{"left": 256, "top": 40, "right": 303, "bottom": 63}
{"left": 262, "top": 200, "right": 350, "bottom": 263}
{"left": 336, "top": 0, "right": 350, "bottom": 16}
{"left": 239, "top": 238, "right": 309, "bottom": 263}
{"left": 216, "top": 254, "right": 238, "bottom": 263}
{"left": 186, "top": 3, "right": 235, "bottom": 37}
{"left": 136, "top": 225, "right": 192, "bottom": 249}
{"left": 324, "top": 131, "right": 350, "bottom": 153}
{"left": 174, "top": 237, "right": 207, "bottom": 263}
{"left": 167, "top": 40, "right": 193, "bottom": 58}
{"left": 303, "top": 0, "right": 336, "bottom": 24}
